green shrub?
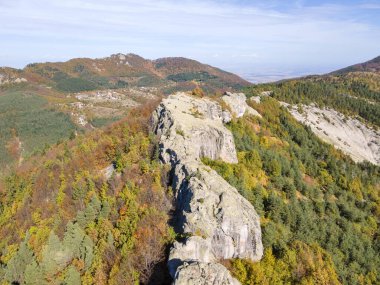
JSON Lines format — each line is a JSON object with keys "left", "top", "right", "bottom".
{"left": 167, "top": 71, "right": 217, "bottom": 82}
{"left": 56, "top": 77, "right": 98, "bottom": 92}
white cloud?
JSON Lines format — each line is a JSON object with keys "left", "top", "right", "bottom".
{"left": 0, "top": 0, "right": 379, "bottom": 78}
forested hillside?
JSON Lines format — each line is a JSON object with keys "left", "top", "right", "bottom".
{"left": 0, "top": 101, "right": 174, "bottom": 284}
{"left": 10, "top": 54, "right": 249, "bottom": 94}
{"left": 205, "top": 97, "right": 380, "bottom": 284}
{"left": 246, "top": 72, "right": 380, "bottom": 127}
{"left": 0, "top": 90, "right": 379, "bottom": 284}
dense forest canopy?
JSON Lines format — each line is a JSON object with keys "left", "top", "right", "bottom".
{"left": 205, "top": 97, "right": 380, "bottom": 284}
{"left": 0, "top": 101, "right": 174, "bottom": 284}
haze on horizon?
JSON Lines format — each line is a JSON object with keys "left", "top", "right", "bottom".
{"left": 1, "top": 0, "right": 379, "bottom": 82}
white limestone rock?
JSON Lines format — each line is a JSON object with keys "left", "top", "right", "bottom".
{"left": 173, "top": 262, "right": 240, "bottom": 285}
{"left": 0, "top": 72, "right": 27, "bottom": 85}
{"left": 283, "top": 103, "right": 380, "bottom": 165}
{"left": 250, "top": 96, "right": 261, "bottom": 104}
{"left": 151, "top": 93, "right": 263, "bottom": 284}
{"left": 222, "top": 92, "right": 261, "bottom": 118}
{"left": 152, "top": 93, "right": 238, "bottom": 164}
{"left": 168, "top": 237, "right": 214, "bottom": 277}
{"left": 101, "top": 164, "right": 115, "bottom": 180}
{"left": 260, "top": 91, "right": 273, "bottom": 97}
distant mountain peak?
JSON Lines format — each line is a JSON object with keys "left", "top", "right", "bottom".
{"left": 330, "top": 55, "right": 380, "bottom": 74}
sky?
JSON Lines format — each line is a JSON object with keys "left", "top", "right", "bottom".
{"left": 0, "top": 0, "right": 379, "bottom": 82}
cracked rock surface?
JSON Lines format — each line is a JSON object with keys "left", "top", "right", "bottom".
{"left": 151, "top": 93, "right": 263, "bottom": 284}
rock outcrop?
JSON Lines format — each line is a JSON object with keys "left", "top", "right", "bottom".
{"left": 173, "top": 262, "right": 240, "bottom": 285}
{"left": 0, "top": 69, "right": 27, "bottom": 85}
{"left": 283, "top": 103, "right": 380, "bottom": 165}
{"left": 151, "top": 93, "right": 263, "bottom": 284}
{"left": 222, "top": 92, "right": 261, "bottom": 118}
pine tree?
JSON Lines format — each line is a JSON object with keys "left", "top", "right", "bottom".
{"left": 89, "top": 195, "right": 101, "bottom": 214}
{"left": 63, "top": 266, "right": 81, "bottom": 285}
{"left": 24, "top": 259, "right": 46, "bottom": 285}
{"left": 63, "top": 222, "right": 85, "bottom": 257}
{"left": 76, "top": 210, "right": 86, "bottom": 228}
{"left": 100, "top": 201, "right": 111, "bottom": 219}
{"left": 41, "top": 232, "right": 71, "bottom": 275}
{"left": 5, "top": 236, "right": 34, "bottom": 284}
{"left": 80, "top": 236, "right": 94, "bottom": 269}
{"left": 84, "top": 205, "right": 96, "bottom": 225}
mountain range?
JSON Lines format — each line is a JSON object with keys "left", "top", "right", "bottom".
{"left": 1, "top": 53, "right": 249, "bottom": 93}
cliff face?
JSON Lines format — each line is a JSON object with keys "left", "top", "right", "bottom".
{"left": 151, "top": 93, "right": 263, "bottom": 284}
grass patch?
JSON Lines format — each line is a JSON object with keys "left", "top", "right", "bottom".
{"left": 55, "top": 77, "right": 98, "bottom": 92}
{"left": 90, "top": 116, "right": 121, "bottom": 128}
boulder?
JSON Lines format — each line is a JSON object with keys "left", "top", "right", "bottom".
{"left": 173, "top": 262, "right": 240, "bottom": 285}
{"left": 222, "top": 92, "right": 261, "bottom": 118}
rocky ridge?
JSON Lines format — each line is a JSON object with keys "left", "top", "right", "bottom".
{"left": 151, "top": 93, "right": 263, "bottom": 284}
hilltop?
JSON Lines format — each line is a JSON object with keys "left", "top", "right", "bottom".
{"left": 0, "top": 54, "right": 250, "bottom": 170}
{"left": 2, "top": 53, "right": 249, "bottom": 94}
{"left": 330, "top": 55, "right": 380, "bottom": 75}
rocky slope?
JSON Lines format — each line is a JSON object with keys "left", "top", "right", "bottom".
{"left": 0, "top": 67, "right": 27, "bottom": 85}
{"left": 151, "top": 93, "right": 263, "bottom": 284}
{"left": 283, "top": 103, "right": 380, "bottom": 165}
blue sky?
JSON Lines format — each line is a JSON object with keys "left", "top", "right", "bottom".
{"left": 0, "top": 0, "right": 379, "bottom": 81}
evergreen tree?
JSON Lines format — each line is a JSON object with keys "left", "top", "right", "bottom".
{"left": 5, "top": 237, "right": 34, "bottom": 284}
{"left": 99, "top": 201, "right": 111, "bottom": 219}
{"left": 63, "top": 222, "right": 85, "bottom": 257}
{"left": 80, "top": 236, "right": 94, "bottom": 269}
{"left": 63, "top": 266, "right": 81, "bottom": 285}
{"left": 83, "top": 205, "right": 96, "bottom": 225}
{"left": 41, "top": 232, "right": 71, "bottom": 275}
{"left": 89, "top": 195, "right": 101, "bottom": 214}
{"left": 24, "top": 259, "right": 46, "bottom": 285}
